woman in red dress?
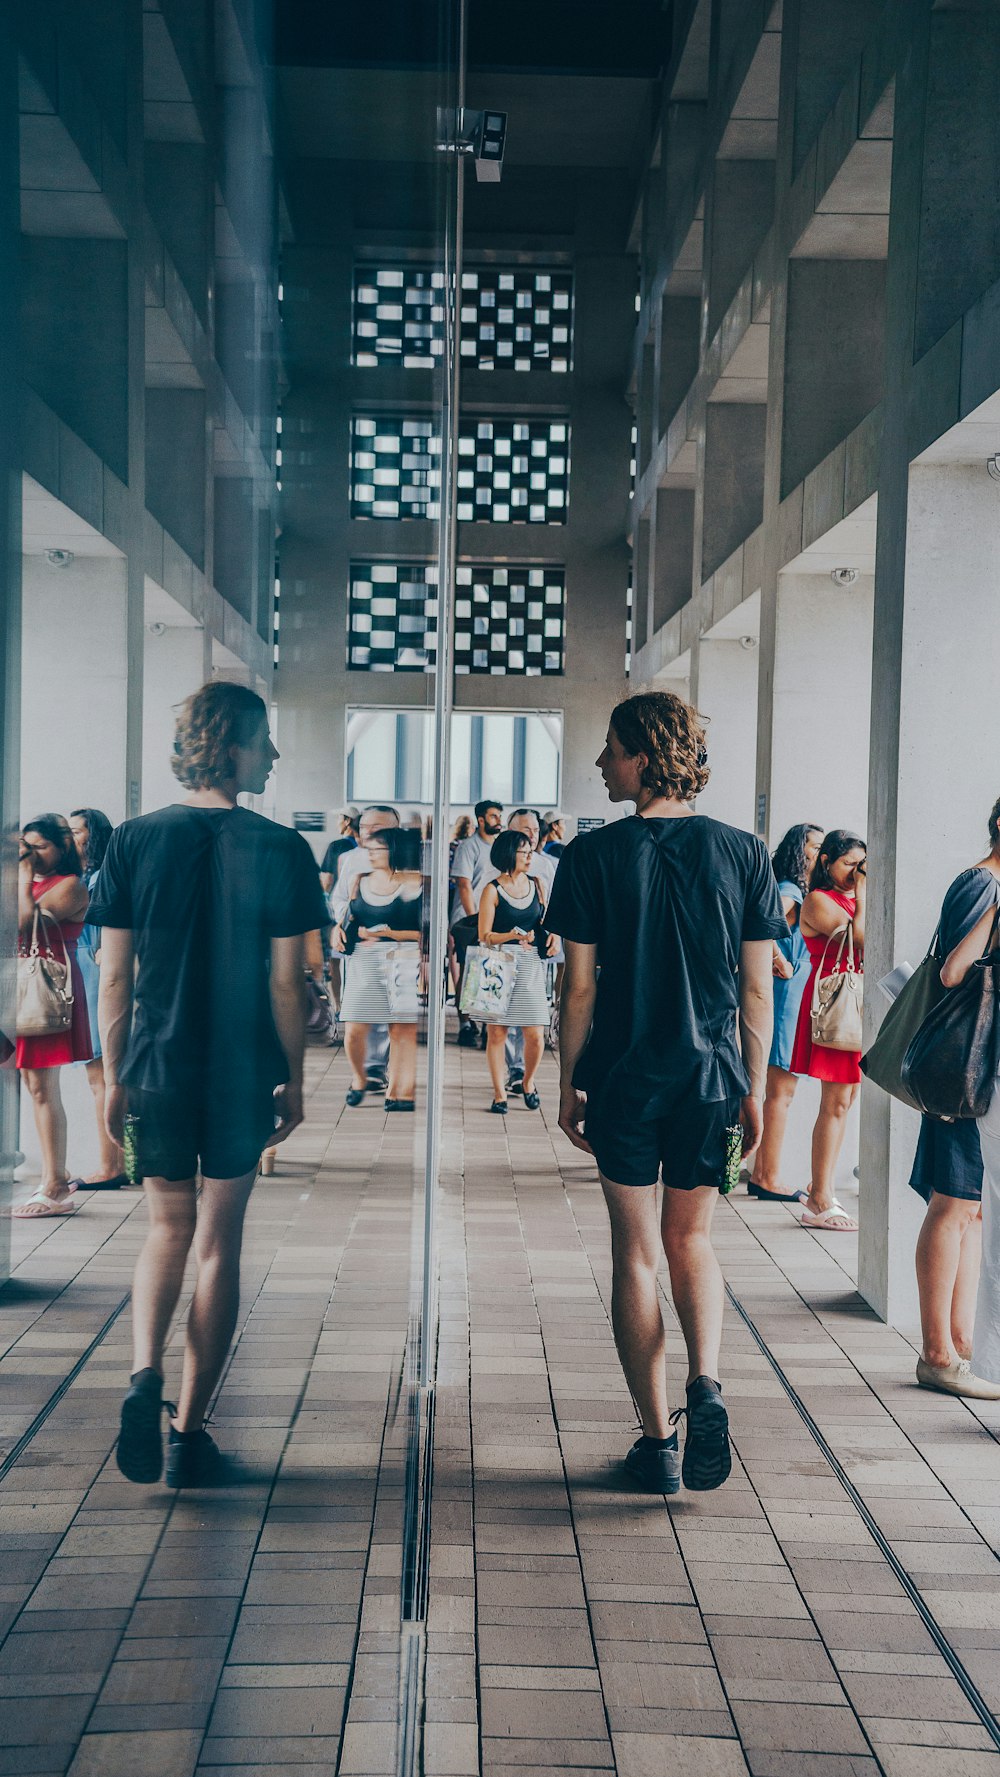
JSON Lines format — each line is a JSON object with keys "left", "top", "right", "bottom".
{"left": 790, "top": 829, "right": 867, "bottom": 1232}
{"left": 13, "top": 816, "right": 92, "bottom": 1218}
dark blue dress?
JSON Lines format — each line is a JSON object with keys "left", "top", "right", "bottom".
{"left": 908, "top": 867, "right": 1000, "bottom": 1204}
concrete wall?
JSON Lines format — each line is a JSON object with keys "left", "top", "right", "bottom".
{"left": 275, "top": 184, "right": 636, "bottom": 837}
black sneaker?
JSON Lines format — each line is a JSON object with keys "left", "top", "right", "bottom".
{"left": 456, "top": 1022, "right": 478, "bottom": 1049}
{"left": 165, "top": 1426, "right": 237, "bottom": 1489}
{"left": 671, "top": 1376, "right": 732, "bottom": 1492}
{"left": 366, "top": 1071, "right": 388, "bottom": 1093}
{"left": 506, "top": 1072, "right": 524, "bottom": 1096}
{"left": 623, "top": 1433, "right": 681, "bottom": 1494}
{"left": 116, "top": 1369, "right": 172, "bottom": 1484}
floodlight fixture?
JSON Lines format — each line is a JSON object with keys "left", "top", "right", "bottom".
{"left": 436, "top": 108, "right": 508, "bottom": 184}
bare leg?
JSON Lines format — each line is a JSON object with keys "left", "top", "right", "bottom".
{"left": 345, "top": 1023, "right": 368, "bottom": 1091}
{"left": 806, "top": 1082, "right": 858, "bottom": 1214}
{"left": 952, "top": 1208, "right": 983, "bottom": 1361}
{"left": 661, "top": 1184, "right": 724, "bottom": 1385}
{"left": 387, "top": 1023, "right": 417, "bottom": 1099}
{"left": 327, "top": 958, "right": 342, "bottom": 1015}
{"left": 84, "top": 1058, "right": 126, "bottom": 1180}
{"left": 131, "top": 1177, "right": 198, "bottom": 1375}
{"left": 173, "top": 1170, "right": 257, "bottom": 1431}
{"left": 600, "top": 1176, "right": 670, "bottom": 1435}
{"left": 486, "top": 1026, "right": 508, "bottom": 1102}
{"left": 751, "top": 1067, "right": 798, "bottom": 1191}
{"left": 19, "top": 1068, "right": 71, "bottom": 1209}
{"left": 521, "top": 1027, "right": 544, "bottom": 1095}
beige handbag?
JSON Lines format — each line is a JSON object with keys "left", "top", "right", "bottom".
{"left": 810, "top": 923, "right": 863, "bottom": 1051}
{"left": 16, "top": 904, "right": 74, "bottom": 1038}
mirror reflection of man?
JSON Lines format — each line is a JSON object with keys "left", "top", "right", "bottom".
{"left": 330, "top": 805, "right": 400, "bottom": 1090}
{"left": 450, "top": 800, "right": 503, "bottom": 1047}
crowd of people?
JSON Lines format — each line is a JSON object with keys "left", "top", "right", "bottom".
{"left": 8, "top": 678, "right": 1000, "bottom": 1500}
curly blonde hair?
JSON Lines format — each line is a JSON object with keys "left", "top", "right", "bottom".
{"left": 609, "top": 691, "right": 710, "bottom": 801}
{"left": 171, "top": 682, "right": 269, "bottom": 790}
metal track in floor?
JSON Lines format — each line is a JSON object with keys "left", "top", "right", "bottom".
{"left": 725, "top": 1281, "right": 1000, "bottom": 1753}
{"left": 0, "top": 1290, "right": 132, "bottom": 1484}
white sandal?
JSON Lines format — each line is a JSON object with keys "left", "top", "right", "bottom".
{"left": 11, "top": 1186, "right": 78, "bottom": 1219}
{"left": 800, "top": 1200, "right": 858, "bottom": 1232}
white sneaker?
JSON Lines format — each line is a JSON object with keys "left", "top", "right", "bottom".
{"left": 916, "top": 1358, "right": 1000, "bottom": 1400}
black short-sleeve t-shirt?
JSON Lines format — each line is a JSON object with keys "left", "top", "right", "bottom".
{"left": 89, "top": 804, "right": 329, "bottom": 1105}
{"left": 545, "top": 813, "right": 787, "bottom": 1121}
{"left": 321, "top": 835, "right": 357, "bottom": 875}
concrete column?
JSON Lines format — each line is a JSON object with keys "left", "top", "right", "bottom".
{"left": 860, "top": 464, "right": 1000, "bottom": 1330}
{"left": 20, "top": 555, "right": 130, "bottom": 823}
{"left": 0, "top": 0, "right": 19, "bottom": 1249}
{"left": 694, "top": 636, "right": 759, "bottom": 830}
{"left": 142, "top": 623, "right": 211, "bottom": 813}
{"left": 767, "top": 570, "right": 873, "bottom": 842}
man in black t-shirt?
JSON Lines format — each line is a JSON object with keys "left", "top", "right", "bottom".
{"left": 546, "top": 692, "right": 786, "bottom": 1496}
{"left": 91, "top": 683, "right": 329, "bottom": 1490}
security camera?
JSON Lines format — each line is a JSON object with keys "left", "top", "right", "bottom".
{"left": 147, "top": 621, "right": 166, "bottom": 638}
{"left": 44, "top": 549, "right": 74, "bottom": 568}
{"left": 830, "top": 568, "right": 858, "bottom": 586}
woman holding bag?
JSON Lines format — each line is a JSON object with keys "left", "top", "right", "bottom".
{"left": 13, "top": 816, "right": 91, "bottom": 1218}
{"left": 790, "top": 829, "right": 867, "bottom": 1231}
{"left": 338, "top": 826, "right": 422, "bottom": 1111}
{"left": 477, "top": 830, "right": 557, "bottom": 1114}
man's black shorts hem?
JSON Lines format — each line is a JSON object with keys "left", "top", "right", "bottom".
{"left": 127, "top": 1087, "right": 277, "bottom": 1182}
{"left": 586, "top": 1094, "right": 743, "bottom": 1191}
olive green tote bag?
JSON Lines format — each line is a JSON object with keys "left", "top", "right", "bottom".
{"left": 860, "top": 936, "right": 946, "bottom": 1112}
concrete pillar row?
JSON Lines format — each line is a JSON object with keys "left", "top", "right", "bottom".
{"left": 859, "top": 464, "right": 1000, "bottom": 1328}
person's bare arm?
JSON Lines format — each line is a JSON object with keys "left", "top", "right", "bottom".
{"left": 36, "top": 876, "right": 89, "bottom": 924}
{"left": 98, "top": 926, "right": 136, "bottom": 1146}
{"left": 319, "top": 872, "right": 334, "bottom": 894}
{"left": 941, "top": 903, "right": 998, "bottom": 988}
{"left": 801, "top": 884, "right": 865, "bottom": 948}
{"left": 457, "top": 875, "right": 476, "bottom": 919}
{"left": 737, "top": 938, "right": 774, "bottom": 1156}
{"left": 557, "top": 940, "right": 598, "bottom": 1154}
{"left": 269, "top": 933, "right": 307, "bottom": 1143}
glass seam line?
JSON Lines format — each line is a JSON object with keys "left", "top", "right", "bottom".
{"left": 0, "top": 1291, "right": 132, "bottom": 1484}
{"left": 724, "top": 1281, "right": 1000, "bottom": 1752}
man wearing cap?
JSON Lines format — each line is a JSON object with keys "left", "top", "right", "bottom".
{"left": 541, "top": 812, "right": 566, "bottom": 858}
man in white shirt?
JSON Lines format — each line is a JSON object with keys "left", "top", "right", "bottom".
{"left": 451, "top": 800, "right": 503, "bottom": 1046}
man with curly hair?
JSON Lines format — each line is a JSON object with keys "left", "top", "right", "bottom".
{"left": 546, "top": 691, "right": 787, "bottom": 1494}
{"left": 90, "top": 681, "right": 329, "bottom": 1488}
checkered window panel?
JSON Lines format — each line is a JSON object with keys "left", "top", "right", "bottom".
{"left": 351, "top": 417, "right": 570, "bottom": 524}
{"left": 350, "top": 416, "right": 441, "bottom": 520}
{"left": 347, "top": 563, "right": 566, "bottom": 676}
{"left": 353, "top": 266, "right": 573, "bottom": 372}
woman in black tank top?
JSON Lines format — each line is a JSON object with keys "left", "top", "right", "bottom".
{"left": 477, "top": 831, "right": 557, "bottom": 1114}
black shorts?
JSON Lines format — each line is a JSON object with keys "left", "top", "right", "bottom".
{"left": 127, "top": 1087, "right": 278, "bottom": 1183}
{"left": 586, "top": 1094, "right": 743, "bottom": 1190}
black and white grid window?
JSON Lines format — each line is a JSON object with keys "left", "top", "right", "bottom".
{"left": 347, "top": 563, "right": 440, "bottom": 672}
{"left": 350, "top": 417, "right": 441, "bottom": 520}
{"left": 456, "top": 419, "right": 569, "bottom": 523}
{"left": 353, "top": 267, "right": 447, "bottom": 369}
{"left": 347, "top": 563, "right": 565, "bottom": 676}
{"left": 352, "top": 265, "right": 573, "bottom": 373}
{"left": 459, "top": 269, "right": 573, "bottom": 372}
{"left": 454, "top": 565, "right": 565, "bottom": 674}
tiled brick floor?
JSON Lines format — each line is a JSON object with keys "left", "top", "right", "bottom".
{"left": 2, "top": 1042, "right": 1000, "bottom": 1776}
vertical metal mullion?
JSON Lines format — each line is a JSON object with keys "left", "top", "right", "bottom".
{"left": 420, "top": 0, "right": 466, "bottom": 1391}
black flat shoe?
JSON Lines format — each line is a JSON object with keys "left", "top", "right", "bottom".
{"left": 746, "top": 1182, "right": 807, "bottom": 1203}
{"left": 72, "top": 1173, "right": 129, "bottom": 1191}
{"left": 523, "top": 1091, "right": 540, "bottom": 1111}
{"left": 384, "top": 1098, "right": 415, "bottom": 1112}
{"left": 490, "top": 1099, "right": 508, "bottom": 1114}
{"left": 345, "top": 1087, "right": 366, "bottom": 1107}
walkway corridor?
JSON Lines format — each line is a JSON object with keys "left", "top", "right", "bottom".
{"left": 3, "top": 1048, "right": 1000, "bottom": 1777}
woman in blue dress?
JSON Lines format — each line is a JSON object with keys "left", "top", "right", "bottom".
{"left": 68, "top": 808, "right": 128, "bottom": 1189}
{"left": 747, "top": 822, "right": 823, "bottom": 1202}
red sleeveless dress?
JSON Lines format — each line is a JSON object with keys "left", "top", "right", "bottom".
{"left": 789, "top": 888, "right": 862, "bottom": 1085}
{"left": 16, "top": 875, "right": 94, "bottom": 1070}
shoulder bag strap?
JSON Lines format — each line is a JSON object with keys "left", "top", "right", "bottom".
{"left": 35, "top": 903, "right": 70, "bottom": 973}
